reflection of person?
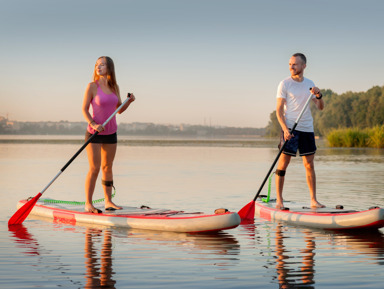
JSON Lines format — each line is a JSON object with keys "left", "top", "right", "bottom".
{"left": 275, "top": 225, "right": 315, "bottom": 288}
{"left": 84, "top": 228, "right": 116, "bottom": 288}
{"left": 82, "top": 56, "right": 135, "bottom": 213}
{"left": 275, "top": 53, "right": 325, "bottom": 210}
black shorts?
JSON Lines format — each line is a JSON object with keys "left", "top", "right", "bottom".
{"left": 85, "top": 131, "right": 117, "bottom": 144}
{"left": 279, "top": 130, "right": 316, "bottom": 157}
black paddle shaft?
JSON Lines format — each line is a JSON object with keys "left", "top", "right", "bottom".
{"left": 39, "top": 96, "right": 132, "bottom": 196}
{"left": 8, "top": 95, "right": 132, "bottom": 225}
{"left": 61, "top": 131, "right": 99, "bottom": 172}
{"left": 62, "top": 93, "right": 132, "bottom": 172}
{"left": 252, "top": 122, "right": 298, "bottom": 202}
{"left": 252, "top": 90, "right": 314, "bottom": 202}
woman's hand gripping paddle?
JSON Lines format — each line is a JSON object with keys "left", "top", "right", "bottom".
{"left": 238, "top": 90, "right": 314, "bottom": 222}
{"left": 8, "top": 95, "right": 132, "bottom": 226}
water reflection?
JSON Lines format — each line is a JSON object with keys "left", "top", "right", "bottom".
{"left": 84, "top": 228, "right": 116, "bottom": 288}
{"left": 238, "top": 221, "right": 384, "bottom": 288}
{"left": 274, "top": 225, "right": 315, "bottom": 288}
{"left": 8, "top": 224, "right": 40, "bottom": 256}
{"left": 325, "top": 230, "right": 384, "bottom": 265}
{"left": 318, "top": 147, "right": 384, "bottom": 163}
{"left": 8, "top": 218, "right": 240, "bottom": 288}
{"left": 8, "top": 224, "right": 117, "bottom": 288}
{"left": 112, "top": 227, "right": 240, "bottom": 258}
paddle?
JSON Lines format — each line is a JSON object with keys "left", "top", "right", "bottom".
{"left": 8, "top": 94, "right": 132, "bottom": 226}
{"left": 238, "top": 90, "right": 315, "bottom": 221}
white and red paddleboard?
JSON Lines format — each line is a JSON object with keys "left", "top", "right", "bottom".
{"left": 16, "top": 199, "right": 240, "bottom": 233}
{"left": 255, "top": 199, "right": 384, "bottom": 230}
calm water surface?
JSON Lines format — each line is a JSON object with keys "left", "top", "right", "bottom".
{"left": 1, "top": 140, "right": 384, "bottom": 288}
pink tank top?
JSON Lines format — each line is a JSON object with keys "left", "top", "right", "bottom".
{"left": 87, "top": 83, "right": 119, "bottom": 135}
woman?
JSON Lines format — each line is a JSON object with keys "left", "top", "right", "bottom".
{"left": 82, "top": 56, "right": 135, "bottom": 213}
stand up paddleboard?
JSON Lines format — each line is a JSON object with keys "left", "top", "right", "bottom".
{"left": 15, "top": 199, "right": 240, "bottom": 233}
{"left": 255, "top": 197, "right": 384, "bottom": 230}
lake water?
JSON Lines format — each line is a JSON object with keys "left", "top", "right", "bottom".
{"left": 1, "top": 137, "right": 384, "bottom": 288}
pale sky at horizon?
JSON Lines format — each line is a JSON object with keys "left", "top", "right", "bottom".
{"left": 1, "top": 0, "right": 383, "bottom": 128}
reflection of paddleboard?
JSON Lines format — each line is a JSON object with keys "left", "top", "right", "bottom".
{"left": 255, "top": 198, "right": 384, "bottom": 230}
{"left": 16, "top": 199, "right": 240, "bottom": 233}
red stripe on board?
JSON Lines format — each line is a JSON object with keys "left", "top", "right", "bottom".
{"left": 53, "top": 210, "right": 76, "bottom": 226}
{"left": 255, "top": 203, "right": 381, "bottom": 217}
{"left": 106, "top": 212, "right": 236, "bottom": 220}
{"left": 328, "top": 219, "right": 384, "bottom": 231}
{"left": 260, "top": 208, "right": 271, "bottom": 221}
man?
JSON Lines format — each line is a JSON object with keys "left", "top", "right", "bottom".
{"left": 275, "top": 53, "right": 325, "bottom": 209}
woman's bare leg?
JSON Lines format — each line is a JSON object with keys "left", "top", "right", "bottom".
{"left": 85, "top": 143, "right": 102, "bottom": 213}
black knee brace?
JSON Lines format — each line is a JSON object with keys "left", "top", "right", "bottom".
{"left": 102, "top": 180, "right": 115, "bottom": 190}
{"left": 276, "top": 169, "right": 286, "bottom": 177}
{"left": 102, "top": 180, "right": 113, "bottom": 186}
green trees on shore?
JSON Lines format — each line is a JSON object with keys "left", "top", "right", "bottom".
{"left": 266, "top": 85, "right": 384, "bottom": 147}
{"left": 312, "top": 86, "right": 384, "bottom": 136}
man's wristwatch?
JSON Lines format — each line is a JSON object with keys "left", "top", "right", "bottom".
{"left": 316, "top": 93, "right": 323, "bottom": 100}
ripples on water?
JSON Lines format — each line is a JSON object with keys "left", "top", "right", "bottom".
{"left": 6, "top": 218, "right": 384, "bottom": 289}
{"left": 1, "top": 141, "right": 384, "bottom": 288}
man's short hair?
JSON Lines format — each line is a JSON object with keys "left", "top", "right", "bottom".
{"left": 292, "top": 53, "right": 307, "bottom": 64}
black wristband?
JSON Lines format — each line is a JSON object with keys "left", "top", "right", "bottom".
{"left": 316, "top": 93, "right": 323, "bottom": 100}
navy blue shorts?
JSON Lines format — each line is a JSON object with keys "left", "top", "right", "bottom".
{"left": 85, "top": 131, "right": 117, "bottom": 144}
{"left": 279, "top": 130, "right": 316, "bottom": 157}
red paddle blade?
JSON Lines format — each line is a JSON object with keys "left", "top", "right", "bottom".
{"left": 8, "top": 193, "right": 42, "bottom": 226}
{"left": 238, "top": 200, "right": 255, "bottom": 222}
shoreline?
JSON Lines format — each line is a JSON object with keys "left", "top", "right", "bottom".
{"left": 0, "top": 135, "right": 332, "bottom": 148}
{"left": 0, "top": 137, "right": 278, "bottom": 148}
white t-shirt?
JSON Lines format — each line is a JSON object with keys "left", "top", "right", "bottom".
{"left": 276, "top": 77, "right": 316, "bottom": 132}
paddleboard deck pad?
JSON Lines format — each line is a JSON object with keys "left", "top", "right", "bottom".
{"left": 255, "top": 199, "right": 384, "bottom": 230}
{"left": 16, "top": 199, "right": 241, "bottom": 233}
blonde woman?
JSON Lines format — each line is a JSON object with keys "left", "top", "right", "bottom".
{"left": 82, "top": 56, "right": 135, "bottom": 213}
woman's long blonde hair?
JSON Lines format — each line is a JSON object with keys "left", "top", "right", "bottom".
{"left": 93, "top": 56, "right": 118, "bottom": 93}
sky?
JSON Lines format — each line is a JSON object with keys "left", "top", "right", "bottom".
{"left": 1, "top": 0, "right": 383, "bottom": 128}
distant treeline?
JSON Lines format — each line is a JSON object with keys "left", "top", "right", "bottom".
{"left": 0, "top": 120, "right": 265, "bottom": 137}
{"left": 266, "top": 85, "right": 384, "bottom": 137}
{"left": 118, "top": 123, "right": 265, "bottom": 137}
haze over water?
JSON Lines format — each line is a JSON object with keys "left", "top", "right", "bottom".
{"left": 1, "top": 0, "right": 384, "bottom": 128}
